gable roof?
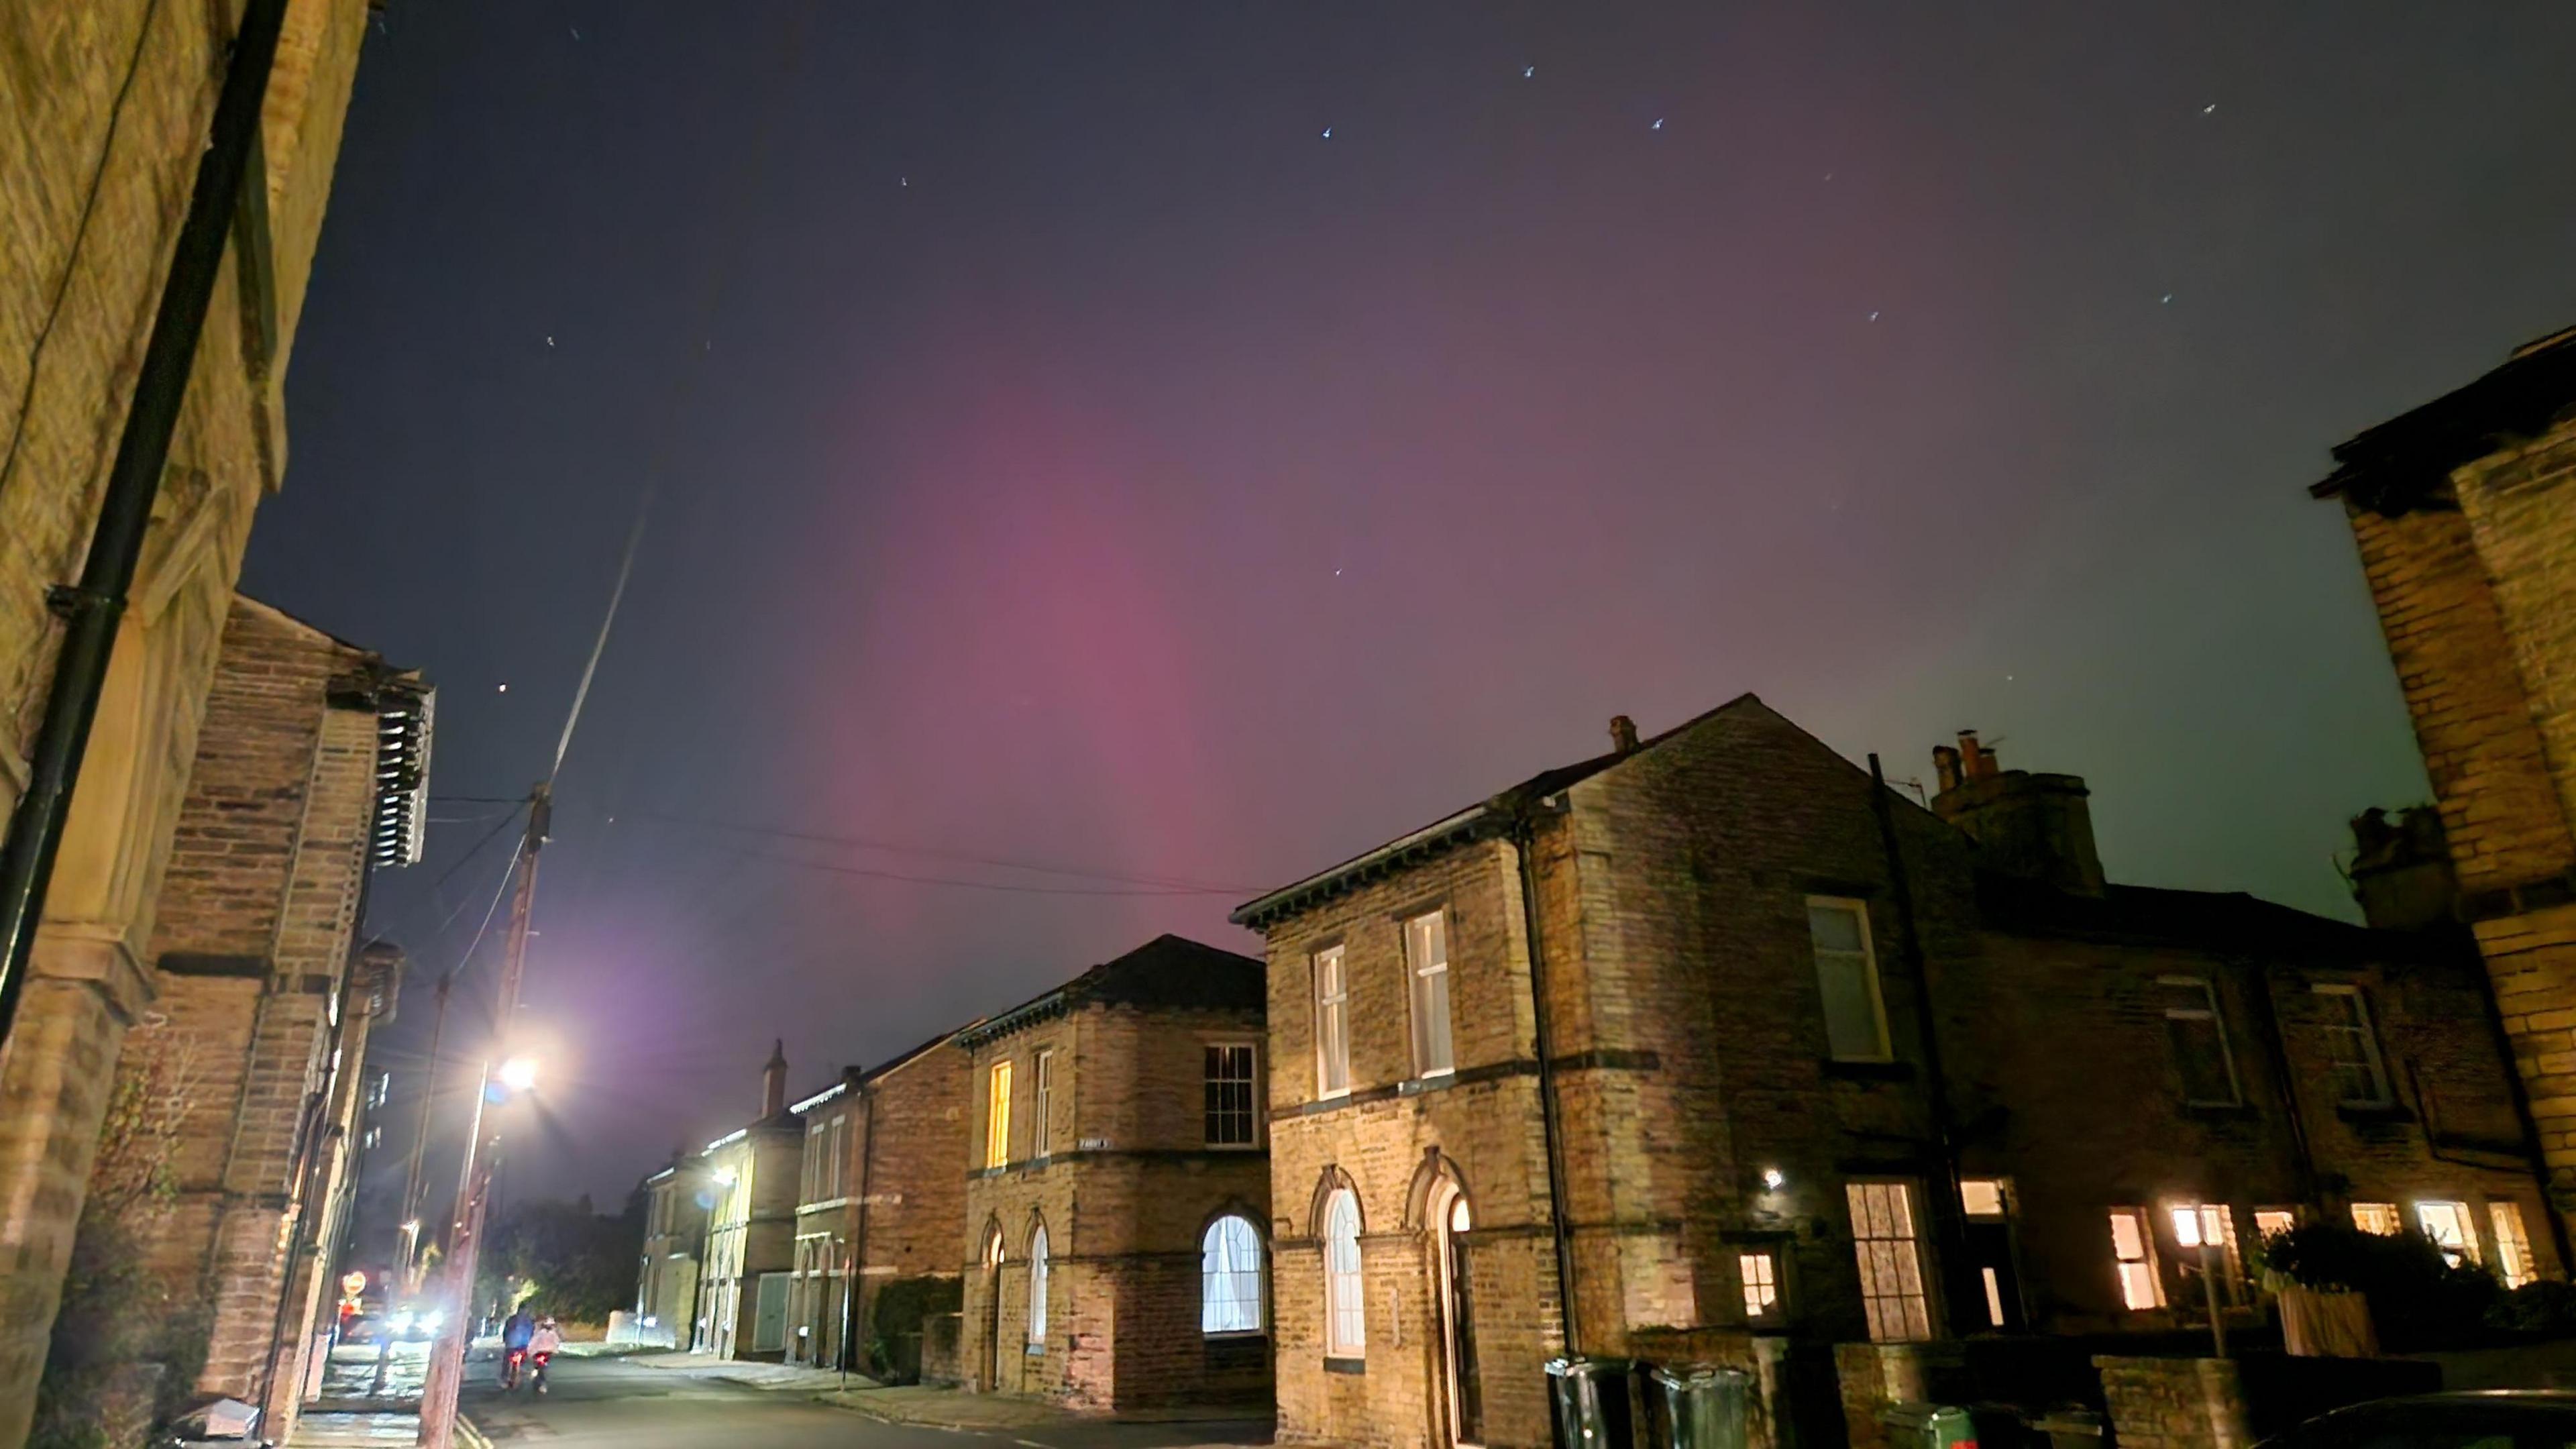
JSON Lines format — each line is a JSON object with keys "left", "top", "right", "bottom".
{"left": 952, "top": 934, "right": 1265, "bottom": 1049}
{"left": 1231, "top": 693, "right": 1778, "bottom": 930}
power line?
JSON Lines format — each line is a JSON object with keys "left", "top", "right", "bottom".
{"left": 625, "top": 810, "right": 1260, "bottom": 895}
{"left": 731, "top": 843, "right": 1244, "bottom": 898}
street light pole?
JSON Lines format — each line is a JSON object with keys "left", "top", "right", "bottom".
{"left": 417, "top": 787, "right": 549, "bottom": 1449}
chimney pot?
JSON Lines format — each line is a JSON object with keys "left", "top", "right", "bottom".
{"left": 1609, "top": 715, "right": 1640, "bottom": 754}
{"left": 1932, "top": 745, "right": 1962, "bottom": 794}
{"left": 761, "top": 1039, "right": 789, "bottom": 1118}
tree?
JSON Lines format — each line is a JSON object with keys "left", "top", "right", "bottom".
{"left": 476, "top": 1194, "right": 641, "bottom": 1325}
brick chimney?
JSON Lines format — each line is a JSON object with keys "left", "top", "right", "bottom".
{"left": 2348, "top": 806, "right": 2459, "bottom": 930}
{"left": 1930, "top": 731, "right": 2106, "bottom": 896}
{"left": 1609, "top": 715, "right": 1640, "bottom": 755}
{"left": 761, "top": 1038, "right": 788, "bottom": 1118}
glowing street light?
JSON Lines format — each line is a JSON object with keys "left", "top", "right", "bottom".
{"left": 712, "top": 1166, "right": 738, "bottom": 1187}
{"left": 498, "top": 1057, "right": 540, "bottom": 1093}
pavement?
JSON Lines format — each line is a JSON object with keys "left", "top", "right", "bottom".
{"left": 468, "top": 1352, "right": 1273, "bottom": 1449}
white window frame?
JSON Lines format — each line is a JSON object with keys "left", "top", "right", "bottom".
{"left": 1737, "top": 1250, "right": 1782, "bottom": 1324}
{"left": 1846, "top": 1179, "right": 1933, "bottom": 1342}
{"left": 985, "top": 1060, "right": 1014, "bottom": 1169}
{"left": 2415, "top": 1200, "right": 2481, "bottom": 1269}
{"left": 1028, "top": 1225, "right": 1050, "bottom": 1345}
{"left": 2110, "top": 1207, "right": 2163, "bottom": 1310}
{"left": 1809, "top": 897, "right": 1892, "bottom": 1063}
{"left": 2166, "top": 1201, "right": 2245, "bottom": 1305}
{"left": 1032, "top": 1049, "right": 1054, "bottom": 1159}
{"left": 2350, "top": 1201, "right": 2402, "bottom": 1236}
{"left": 1201, "top": 1214, "right": 1266, "bottom": 1336}
{"left": 2491, "top": 1202, "right": 2538, "bottom": 1289}
{"left": 1405, "top": 908, "right": 1456, "bottom": 1079}
{"left": 1205, "top": 1040, "right": 1259, "bottom": 1148}
{"left": 2312, "top": 984, "right": 2394, "bottom": 1107}
{"left": 1313, "top": 945, "right": 1351, "bottom": 1099}
{"left": 1323, "top": 1188, "right": 1366, "bottom": 1356}
{"left": 2159, "top": 976, "right": 2245, "bottom": 1107}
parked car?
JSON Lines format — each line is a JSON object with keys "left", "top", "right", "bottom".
{"left": 2257, "top": 1390, "right": 2576, "bottom": 1448}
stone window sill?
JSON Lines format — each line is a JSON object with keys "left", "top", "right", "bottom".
{"left": 1324, "top": 1356, "right": 1366, "bottom": 1375}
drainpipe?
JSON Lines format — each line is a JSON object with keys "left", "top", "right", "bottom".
{"left": 0, "top": 0, "right": 294, "bottom": 1050}
{"left": 847, "top": 1082, "right": 875, "bottom": 1379}
{"left": 1505, "top": 804, "right": 1583, "bottom": 1356}
{"left": 1867, "top": 755, "right": 1977, "bottom": 1337}
{"left": 2242, "top": 972, "right": 2321, "bottom": 1212}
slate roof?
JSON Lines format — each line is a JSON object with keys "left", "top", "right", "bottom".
{"left": 1976, "top": 876, "right": 2465, "bottom": 968}
{"left": 1231, "top": 693, "right": 1768, "bottom": 929}
{"left": 952, "top": 934, "right": 1265, "bottom": 1049}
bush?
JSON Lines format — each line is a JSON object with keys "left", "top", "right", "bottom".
{"left": 2488, "top": 1279, "right": 2576, "bottom": 1336}
{"left": 2259, "top": 1220, "right": 2501, "bottom": 1350}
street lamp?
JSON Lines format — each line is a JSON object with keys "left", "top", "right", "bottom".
{"left": 498, "top": 1056, "right": 539, "bottom": 1093}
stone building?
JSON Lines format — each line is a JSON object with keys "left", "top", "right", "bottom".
{"left": 0, "top": 3, "right": 374, "bottom": 1433}
{"left": 1931, "top": 735, "right": 2555, "bottom": 1338}
{"left": 957, "top": 934, "right": 1271, "bottom": 1412}
{"left": 1232, "top": 699, "right": 2551, "bottom": 1449}
{"left": 635, "top": 1158, "right": 709, "bottom": 1350}
{"left": 2312, "top": 323, "right": 2576, "bottom": 1246}
{"left": 112, "top": 598, "right": 426, "bottom": 1436}
{"left": 694, "top": 1042, "right": 804, "bottom": 1360}
{"left": 785, "top": 1030, "right": 971, "bottom": 1376}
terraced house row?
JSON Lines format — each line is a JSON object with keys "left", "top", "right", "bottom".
{"left": 638, "top": 327, "right": 2576, "bottom": 1448}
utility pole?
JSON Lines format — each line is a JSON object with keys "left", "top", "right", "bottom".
{"left": 0, "top": 0, "right": 292, "bottom": 1050}
{"left": 397, "top": 971, "right": 453, "bottom": 1289}
{"left": 417, "top": 786, "right": 550, "bottom": 1449}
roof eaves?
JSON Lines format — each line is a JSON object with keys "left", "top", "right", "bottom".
{"left": 2314, "top": 326, "right": 2576, "bottom": 512}
{"left": 1228, "top": 802, "right": 1501, "bottom": 931}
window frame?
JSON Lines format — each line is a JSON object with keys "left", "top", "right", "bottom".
{"left": 2110, "top": 1206, "right": 2163, "bottom": 1310}
{"left": 1808, "top": 896, "right": 1893, "bottom": 1063}
{"left": 1201, "top": 1214, "right": 1267, "bottom": 1338}
{"left": 1737, "top": 1248, "right": 1783, "bottom": 1326}
{"left": 1032, "top": 1049, "right": 1055, "bottom": 1159}
{"left": 2349, "top": 1201, "right": 2402, "bottom": 1236}
{"left": 1845, "top": 1179, "right": 1933, "bottom": 1343}
{"left": 1205, "top": 1040, "right": 1260, "bottom": 1148}
{"left": 2157, "top": 975, "right": 2245, "bottom": 1108}
{"left": 1404, "top": 908, "right": 1456, "bottom": 1079}
{"left": 2414, "top": 1200, "right": 2481, "bottom": 1269}
{"left": 985, "top": 1060, "right": 1014, "bottom": 1169}
{"left": 2164, "top": 1201, "right": 2245, "bottom": 1306}
{"left": 1027, "top": 1224, "right": 1050, "bottom": 1346}
{"left": 1313, "top": 945, "right": 1352, "bottom": 1100}
{"left": 1322, "top": 1188, "right": 1366, "bottom": 1357}
{"left": 2491, "top": 1201, "right": 2538, "bottom": 1289}
{"left": 2312, "top": 983, "right": 2394, "bottom": 1108}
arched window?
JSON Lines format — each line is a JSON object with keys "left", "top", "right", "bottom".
{"left": 1324, "top": 1189, "right": 1364, "bottom": 1355}
{"left": 1028, "top": 1226, "right": 1051, "bottom": 1343}
{"left": 1202, "top": 1215, "right": 1265, "bottom": 1335}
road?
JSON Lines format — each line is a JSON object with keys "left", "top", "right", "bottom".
{"left": 462, "top": 1355, "right": 1272, "bottom": 1449}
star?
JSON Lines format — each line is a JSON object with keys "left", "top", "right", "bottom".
{"left": 1321, "top": 126, "right": 1333, "bottom": 140}
{"left": 570, "top": 25, "right": 580, "bottom": 39}
{"left": 497, "top": 683, "right": 509, "bottom": 693}
{"left": 2202, "top": 103, "right": 2216, "bottom": 115}
{"left": 900, "top": 176, "right": 908, "bottom": 187}
{"left": 1651, "top": 117, "right": 1665, "bottom": 130}
{"left": 1522, "top": 65, "right": 1535, "bottom": 78}
{"left": 1868, "top": 311, "right": 1880, "bottom": 322}
{"left": 2161, "top": 293, "right": 2174, "bottom": 305}
{"left": 545, "top": 335, "right": 555, "bottom": 347}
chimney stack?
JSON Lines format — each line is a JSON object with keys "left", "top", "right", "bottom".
{"left": 1929, "top": 732, "right": 2106, "bottom": 896}
{"left": 761, "top": 1038, "right": 788, "bottom": 1118}
{"left": 1609, "top": 715, "right": 1640, "bottom": 755}
{"left": 2347, "top": 806, "right": 2459, "bottom": 930}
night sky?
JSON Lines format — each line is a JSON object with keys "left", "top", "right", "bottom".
{"left": 240, "top": 3, "right": 2576, "bottom": 1212}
